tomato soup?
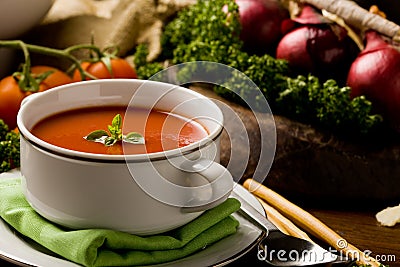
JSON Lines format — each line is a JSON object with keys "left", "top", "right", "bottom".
{"left": 31, "top": 106, "right": 209, "bottom": 155}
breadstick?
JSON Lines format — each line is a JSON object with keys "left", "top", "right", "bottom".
{"left": 243, "top": 179, "right": 381, "bottom": 267}
{"left": 261, "top": 201, "right": 290, "bottom": 235}
{"left": 257, "top": 197, "right": 313, "bottom": 241}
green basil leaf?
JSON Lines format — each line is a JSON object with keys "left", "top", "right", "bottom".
{"left": 109, "top": 114, "right": 123, "bottom": 139}
{"left": 84, "top": 114, "right": 128, "bottom": 147}
{"left": 123, "top": 132, "right": 145, "bottom": 144}
{"left": 112, "top": 114, "right": 122, "bottom": 130}
{"left": 84, "top": 130, "right": 109, "bottom": 142}
{"left": 108, "top": 125, "right": 120, "bottom": 138}
{"left": 104, "top": 136, "right": 117, "bottom": 147}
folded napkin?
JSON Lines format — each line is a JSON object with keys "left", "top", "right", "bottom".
{"left": 0, "top": 177, "right": 240, "bottom": 267}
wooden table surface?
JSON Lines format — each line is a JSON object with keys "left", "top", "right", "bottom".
{"left": 231, "top": 207, "right": 400, "bottom": 266}
{"left": 1, "top": 206, "right": 399, "bottom": 267}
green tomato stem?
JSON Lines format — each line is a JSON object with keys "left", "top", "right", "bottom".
{"left": 0, "top": 40, "right": 104, "bottom": 81}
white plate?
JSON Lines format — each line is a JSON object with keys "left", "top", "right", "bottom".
{"left": 0, "top": 171, "right": 264, "bottom": 267}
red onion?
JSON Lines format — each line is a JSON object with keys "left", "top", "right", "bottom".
{"left": 235, "top": 0, "right": 289, "bottom": 54}
{"left": 347, "top": 30, "right": 400, "bottom": 131}
{"left": 276, "top": 5, "right": 359, "bottom": 84}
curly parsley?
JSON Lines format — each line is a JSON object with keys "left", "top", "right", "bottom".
{"left": 0, "top": 120, "right": 20, "bottom": 173}
{"left": 132, "top": 0, "right": 383, "bottom": 137}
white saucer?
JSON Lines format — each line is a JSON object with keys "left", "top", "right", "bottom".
{"left": 0, "top": 170, "right": 264, "bottom": 267}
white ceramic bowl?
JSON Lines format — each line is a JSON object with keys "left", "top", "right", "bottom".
{"left": 0, "top": 0, "right": 54, "bottom": 78}
{"left": 0, "top": 0, "right": 53, "bottom": 39}
{"left": 17, "top": 79, "right": 233, "bottom": 235}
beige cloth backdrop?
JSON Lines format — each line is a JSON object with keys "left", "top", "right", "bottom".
{"left": 25, "top": 0, "right": 194, "bottom": 62}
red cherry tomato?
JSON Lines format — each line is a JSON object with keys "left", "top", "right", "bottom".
{"left": 0, "top": 66, "right": 72, "bottom": 129}
{"left": 30, "top": 65, "right": 73, "bottom": 90}
{"left": 73, "top": 58, "right": 137, "bottom": 81}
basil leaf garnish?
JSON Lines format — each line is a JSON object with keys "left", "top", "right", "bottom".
{"left": 124, "top": 132, "right": 145, "bottom": 144}
{"left": 84, "top": 114, "right": 145, "bottom": 147}
{"left": 84, "top": 130, "right": 109, "bottom": 142}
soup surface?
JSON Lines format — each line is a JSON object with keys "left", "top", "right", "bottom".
{"left": 31, "top": 106, "right": 208, "bottom": 155}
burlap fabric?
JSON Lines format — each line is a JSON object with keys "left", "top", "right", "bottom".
{"left": 26, "top": 0, "right": 195, "bottom": 60}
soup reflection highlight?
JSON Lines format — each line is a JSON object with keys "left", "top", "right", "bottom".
{"left": 31, "top": 106, "right": 209, "bottom": 155}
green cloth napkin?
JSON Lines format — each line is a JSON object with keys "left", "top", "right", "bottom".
{"left": 0, "top": 177, "right": 240, "bottom": 267}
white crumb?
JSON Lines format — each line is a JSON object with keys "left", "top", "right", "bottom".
{"left": 376, "top": 204, "right": 400, "bottom": 227}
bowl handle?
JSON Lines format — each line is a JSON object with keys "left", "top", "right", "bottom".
{"left": 179, "top": 158, "right": 233, "bottom": 213}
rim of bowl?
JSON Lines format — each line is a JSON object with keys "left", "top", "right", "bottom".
{"left": 17, "top": 79, "right": 224, "bottom": 163}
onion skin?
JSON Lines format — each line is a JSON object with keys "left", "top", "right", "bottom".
{"left": 236, "top": 0, "right": 289, "bottom": 54}
{"left": 347, "top": 31, "right": 400, "bottom": 131}
{"left": 276, "top": 5, "right": 359, "bottom": 84}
